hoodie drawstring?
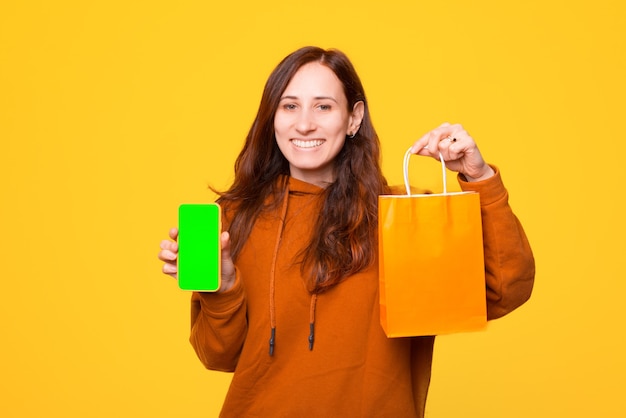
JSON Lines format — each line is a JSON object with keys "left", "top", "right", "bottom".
{"left": 268, "top": 182, "right": 320, "bottom": 356}
{"left": 269, "top": 187, "right": 290, "bottom": 356}
{"left": 308, "top": 294, "right": 317, "bottom": 351}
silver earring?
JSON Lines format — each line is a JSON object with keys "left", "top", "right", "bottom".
{"left": 349, "top": 126, "right": 361, "bottom": 139}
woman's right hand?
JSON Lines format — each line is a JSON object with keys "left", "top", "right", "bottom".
{"left": 158, "top": 227, "right": 236, "bottom": 293}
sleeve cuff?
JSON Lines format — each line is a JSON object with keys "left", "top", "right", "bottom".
{"left": 193, "top": 268, "right": 245, "bottom": 317}
{"left": 458, "top": 165, "right": 508, "bottom": 206}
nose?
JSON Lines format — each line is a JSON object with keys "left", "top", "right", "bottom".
{"left": 295, "top": 108, "right": 316, "bottom": 134}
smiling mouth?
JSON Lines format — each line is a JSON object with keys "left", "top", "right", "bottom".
{"left": 291, "top": 139, "right": 325, "bottom": 149}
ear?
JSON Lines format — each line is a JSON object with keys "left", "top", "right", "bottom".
{"left": 348, "top": 101, "right": 365, "bottom": 135}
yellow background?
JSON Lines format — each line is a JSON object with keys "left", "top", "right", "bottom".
{"left": 1, "top": 1, "right": 624, "bottom": 417}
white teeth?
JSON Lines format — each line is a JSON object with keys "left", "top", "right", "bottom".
{"left": 292, "top": 139, "right": 324, "bottom": 148}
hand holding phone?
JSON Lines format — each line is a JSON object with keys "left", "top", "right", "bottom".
{"left": 177, "top": 203, "right": 221, "bottom": 292}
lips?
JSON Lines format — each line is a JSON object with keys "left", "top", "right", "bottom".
{"left": 291, "top": 139, "right": 325, "bottom": 149}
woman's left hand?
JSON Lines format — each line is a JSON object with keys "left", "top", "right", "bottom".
{"left": 410, "top": 122, "right": 495, "bottom": 182}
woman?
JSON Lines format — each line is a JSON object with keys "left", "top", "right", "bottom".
{"left": 158, "top": 46, "right": 534, "bottom": 417}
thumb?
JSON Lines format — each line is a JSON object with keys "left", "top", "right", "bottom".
{"left": 221, "top": 231, "right": 232, "bottom": 259}
{"left": 220, "top": 231, "right": 236, "bottom": 286}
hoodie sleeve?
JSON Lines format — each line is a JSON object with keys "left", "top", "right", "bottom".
{"left": 459, "top": 166, "right": 535, "bottom": 320}
{"left": 189, "top": 268, "right": 247, "bottom": 372}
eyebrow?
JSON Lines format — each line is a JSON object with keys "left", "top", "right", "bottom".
{"left": 280, "top": 95, "right": 339, "bottom": 103}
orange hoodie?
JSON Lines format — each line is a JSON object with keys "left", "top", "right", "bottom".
{"left": 189, "top": 168, "right": 534, "bottom": 418}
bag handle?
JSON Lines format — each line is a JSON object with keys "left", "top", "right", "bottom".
{"left": 403, "top": 147, "right": 447, "bottom": 196}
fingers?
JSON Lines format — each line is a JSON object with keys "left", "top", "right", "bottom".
{"left": 440, "top": 129, "right": 465, "bottom": 162}
{"left": 408, "top": 122, "right": 491, "bottom": 178}
{"left": 411, "top": 122, "right": 453, "bottom": 155}
{"left": 410, "top": 131, "right": 432, "bottom": 155}
{"left": 411, "top": 123, "right": 475, "bottom": 159}
{"left": 417, "top": 123, "right": 492, "bottom": 178}
{"left": 162, "top": 262, "right": 178, "bottom": 277}
{"left": 159, "top": 239, "right": 178, "bottom": 259}
{"left": 159, "top": 229, "right": 179, "bottom": 279}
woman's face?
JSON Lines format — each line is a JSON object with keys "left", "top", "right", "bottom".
{"left": 274, "top": 62, "right": 363, "bottom": 187}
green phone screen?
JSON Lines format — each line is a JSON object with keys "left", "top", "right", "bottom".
{"left": 178, "top": 203, "right": 221, "bottom": 292}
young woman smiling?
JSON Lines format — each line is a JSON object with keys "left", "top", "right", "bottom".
{"left": 158, "top": 46, "right": 534, "bottom": 417}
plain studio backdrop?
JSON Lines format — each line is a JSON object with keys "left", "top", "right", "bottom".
{"left": 1, "top": 1, "right": 624, "bottom": 417}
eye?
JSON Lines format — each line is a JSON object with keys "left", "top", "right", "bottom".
{"left": 317, "top": 104, "right": 332, "bottom": 111}
{"left": 282, "top": 103, "right": 297, "bottom": 111}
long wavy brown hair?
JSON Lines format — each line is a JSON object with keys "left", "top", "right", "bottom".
{"left": 216, "top": 46, "right": 389, "bottom": 293}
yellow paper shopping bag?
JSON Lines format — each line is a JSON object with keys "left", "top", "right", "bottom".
{"left": 378, "top": 149, "right": 487, "bottom": 337}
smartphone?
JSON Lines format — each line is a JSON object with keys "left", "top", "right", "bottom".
{"left": 177, "top": 203, "right": 221, "bottom": 292}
